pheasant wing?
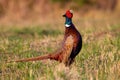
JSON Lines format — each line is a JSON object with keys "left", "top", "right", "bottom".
{"left": 61, "top": 35, "right": 74, "bottom": 63}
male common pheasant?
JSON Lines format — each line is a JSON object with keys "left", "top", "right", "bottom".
{"left": 13, "top": 10, "right": 82, "bottom": 66}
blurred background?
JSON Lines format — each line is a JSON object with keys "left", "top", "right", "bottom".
{"left": 0, "top": 1, "right": 120, "bottom": 80}
{"left": 0, "top": 0, "right": 120, "bottom": 25}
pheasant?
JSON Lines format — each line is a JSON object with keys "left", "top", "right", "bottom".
{"left": 12, "top": 10, "right": 82, "bottom": 66}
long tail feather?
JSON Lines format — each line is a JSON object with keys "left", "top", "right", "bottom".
{"left": 15, "top": 55, "right": 50, "bottom": 62}
{"left": 11, "top": 53, "right": 59, "bottom": 63}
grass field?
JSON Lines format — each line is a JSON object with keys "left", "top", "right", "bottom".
{"left": 0, "top": 16, "right": 120, "bottom": 80}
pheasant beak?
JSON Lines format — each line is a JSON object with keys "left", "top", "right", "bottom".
{"left": 62, "top": 14, "right": 66, "bottom": 17}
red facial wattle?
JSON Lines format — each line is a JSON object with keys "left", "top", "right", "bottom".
{"left": 63, "top": 10, "right": 73, "bottom": 18}
{"left": 66, "top": 10, "right": 73, "bottom": 18}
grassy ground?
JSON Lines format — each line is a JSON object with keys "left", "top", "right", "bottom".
{"left": 0, "top": 18, "right": 120, "bottom": 80}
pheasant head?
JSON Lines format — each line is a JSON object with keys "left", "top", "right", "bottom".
{"left": 63, "top": 10, "right": 73, "bottom": 27}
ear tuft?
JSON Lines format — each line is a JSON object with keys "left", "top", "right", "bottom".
{"left": 69, "top": 10, "right": 73, "bottom": 14}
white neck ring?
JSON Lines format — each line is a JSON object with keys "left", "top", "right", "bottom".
{"left": 65, "top": 24, "right": 71, "bottom": 27}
